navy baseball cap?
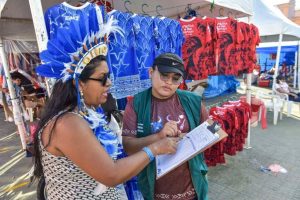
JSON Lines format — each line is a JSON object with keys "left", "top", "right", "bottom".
{"left": 153, "top": 53, "right": 185, "bottom": 78}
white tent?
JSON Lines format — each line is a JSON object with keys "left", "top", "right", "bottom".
{"left": 250, "top": 0, "right": 300, "bottom": 90}
{"left": 252, "top": 1, "right": 300, "bottom": 38}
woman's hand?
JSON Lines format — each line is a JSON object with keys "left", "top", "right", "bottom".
{"left": 148, "top": 137, "right": 180, "bottom": 155}
{"left": 157, "top": 121, "right": 181, "bottom": 138}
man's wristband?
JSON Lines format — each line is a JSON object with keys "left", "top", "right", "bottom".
{"left": 142, "top": 147, "right": 155, "bottom": 162}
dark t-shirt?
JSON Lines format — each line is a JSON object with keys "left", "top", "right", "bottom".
{"left": 122, "top": 93, "right": 208, "bottom": 200}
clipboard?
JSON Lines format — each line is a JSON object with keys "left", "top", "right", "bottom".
{"left": 156, "top": 119, "right": 228, "bottom": 179}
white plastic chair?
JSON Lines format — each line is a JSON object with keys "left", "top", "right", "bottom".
{"left": 274, "top": 89, "right": 300, "bottom": 116}
{"left": 256, "top": 91, "right": 284, "bottom": 125}
{"left": 273, "top": 89, "right": 289, "bottom": 114}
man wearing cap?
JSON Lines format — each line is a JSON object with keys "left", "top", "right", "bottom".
{"left": 122, "top": 53, "right": 209, "bottom": 200}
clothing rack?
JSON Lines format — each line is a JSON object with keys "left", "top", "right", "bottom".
{"left": 206, "top": 94, "right": 241, "bottom": 110}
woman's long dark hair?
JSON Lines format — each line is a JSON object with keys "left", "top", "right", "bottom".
{"left": 33, "top": 55, "right": 106, "bottom": 178}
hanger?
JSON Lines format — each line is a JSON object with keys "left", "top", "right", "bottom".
{"left": 227, "top": 11, "right": 233, "bottom": 18}
{"left": 196, "top": 6, "right": 203, "bottom": 18}
{"left": 184, "top": 4, "right": 196, "bottom": 19}
{"left": 234, "top": 13, "right": 239, "bottom": 19}
{"left": 218, "top": 8, "right": 224, "bottom": 17}
{"left": 141, "top": 3, "right": 150, "bottom": 16}
{"left": 124, "top": 0, "right": 132, "bottom": 14}
{"left": 156, "top": 5, "right": 163, "bottom": 17}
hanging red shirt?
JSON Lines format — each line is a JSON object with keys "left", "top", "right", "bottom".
{"left": 180, "top": 17, "right": 208, "bottom": 80}
{"left": 214, "top": 18, "right": 243, "bottom": 76}
{"left": 246, "top": 24, "right": 260, "bottom": 73}
{"left": 201, "top": 17, "right": 217, "bottom": 76}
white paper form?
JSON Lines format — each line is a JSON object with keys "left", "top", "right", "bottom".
{"left": 156, "top": 121, "right": 219, "bottom": 179}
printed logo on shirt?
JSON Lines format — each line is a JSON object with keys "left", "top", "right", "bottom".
{"left": 65, "top": 16, "right": 79, "bottom": 21}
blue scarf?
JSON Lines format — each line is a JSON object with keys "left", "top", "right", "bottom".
{"left": 82, "top": 107, "right": 121, "bottom": 160}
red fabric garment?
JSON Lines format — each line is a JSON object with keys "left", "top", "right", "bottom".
{"left": 95, "top": 0, "right": 113, "bottom": 12}
{"left": 222, "top": 102, "right": 252, "bottom": 151}
{"left": 240, "top": 96, "right": 267, "bottom": 129}
{"left": 180, "top": 17, "right": 209, "bottom": 80}
{"left": 178, "top": 80, "right": 188, "bottom": 90}
{"left": 235, "top": 22, "right": 246, "bottom": 73}
{"left": 210, "top": 106, "right": 237, "bottom": 156}
{"left": 239, "top": 23, "right": 251, "bottom": 72}
{"left": 201, "top": 17, "right": 217, "bottom": 76}
{"left": 246, "top": 24, "right": 260, "bottom": 73}
{"left": 227, "top": 101, "right": 251, "bottom": 141}
{"left": 214, "top": 18, "right": 241, "bottom": 76}
{"left": 204, "top": 116, "right": 226, "bottom": 167}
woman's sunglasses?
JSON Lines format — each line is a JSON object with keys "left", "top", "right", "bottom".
{"left": 86, "top": 73, "right": 110, "bottom": 86}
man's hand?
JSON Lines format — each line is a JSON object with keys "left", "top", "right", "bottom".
{"left": 157, "top": 121, "right": 181, "bottom": 138}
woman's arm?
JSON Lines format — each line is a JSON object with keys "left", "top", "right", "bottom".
{"left": 47, "top": 113, "right": 177, "bottom": 187}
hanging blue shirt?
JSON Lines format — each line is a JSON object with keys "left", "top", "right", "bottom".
{"left": 153, "top": 17, "right": 184, "bottom": 58}
{"left": 44, "top": 2, "right": 97, "bottom": 39}
{"left": 132, "top": 15, "right": 155, "bottom": 91}
{"left": 107, "top": 10, "right": 141, "bottom": 99}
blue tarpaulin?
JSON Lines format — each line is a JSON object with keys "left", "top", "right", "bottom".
{"left": 203, "top": 75, "right": 240, "bottom": 99}
{"left": 256, "top": 45, "right": 298, "bottom": 53}
{"left": 257, "top": 45, "right": 298, "bottom": 71}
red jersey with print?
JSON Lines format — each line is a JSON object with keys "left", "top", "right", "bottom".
{"left": 236, "top": 22, "right": 247, "bottom": 73}
{"left": 247, "top": 24, "right": 260, "bottom": 73}
{"left": 234, "top": 21, "right": 245, "bottom": 74}
{"left": 215, "top": 18, "right": 241, "bottom": 75}
{"left": 180, "top": 17, "right": 208, "bottom": 80}
{"left": 201, "top": 17, "right": 217, "bottom": 75}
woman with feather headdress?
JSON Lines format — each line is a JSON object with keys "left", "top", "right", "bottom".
{"left": 33, "top": 7, "right": 179, "bottom": 200}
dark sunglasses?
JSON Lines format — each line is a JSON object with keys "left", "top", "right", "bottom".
{"left": 86, "top": 73, "right": 110, "bottom": 86}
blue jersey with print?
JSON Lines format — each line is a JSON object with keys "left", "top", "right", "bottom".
{"left": 153, "top": 17, "right": 184, "bottom": 58}
{"left": 107, "top": 10, "right": 140, "bottom": 99}
{"left": 133, "top": 15, "right": 155, "bottom": 90}
{"left": 44, "top": 2, "right": 98, "bottom": 39}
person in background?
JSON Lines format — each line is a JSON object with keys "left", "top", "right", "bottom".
{"left": 275, "top": 76, "right": 300, "bottom": 102}
{"left": 122, "top": 53, "right": 209, "bottom": 200}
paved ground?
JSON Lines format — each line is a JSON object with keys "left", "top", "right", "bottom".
{"left": 207, "top": 112, "right": 300, "bottom": 200}
{"left": 0, "top": 108, "right": 36, "bottom": 200}
{"left": 0, "top": 85, "right": 300, "bottom": 200}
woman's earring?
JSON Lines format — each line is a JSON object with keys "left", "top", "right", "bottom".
{"left": 79, "top": 90, "right": 88, "bottom": 115}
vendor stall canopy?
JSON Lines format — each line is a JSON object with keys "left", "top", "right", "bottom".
{"left": 0, "top": 0, "right": 253, "bottom": 42}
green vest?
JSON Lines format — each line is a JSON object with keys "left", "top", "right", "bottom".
{"left": 133, "top": 88, "right": 208, "bottom": 200}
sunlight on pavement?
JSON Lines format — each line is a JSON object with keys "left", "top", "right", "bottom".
{"left": 12, "top": 191, "right": 36, "bottom": 200}
{"left": 0, "top": 131, "right": 17, "bottom": 141}
{"left": 0, "top": 166, "right": 33, "bottom": 199}
{"left": 0, "top": 151, "right": 25, "bottom": 176}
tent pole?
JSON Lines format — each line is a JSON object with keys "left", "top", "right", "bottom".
{"left": 245, "top": 73, "right": 252, "bottom": 149}
{"left": 294, "top": 51, "right": 297, "bottom": 88}
{"left": 28, "top": 0, "right": 53, "bottom": 96}
{"left": 272, "top": 33, "right": 283, "bottom": 93}
{"left": 298, "top": 42, "right": 300, "bottom": 90}
{"left": 244, "top": 16, "right": 252, "bottom": 149}
{"left": 28, "top": 0, "right": 47, "bottom": 51}
{"left": 0, "top": 37, "right": 27, "bottom": 150}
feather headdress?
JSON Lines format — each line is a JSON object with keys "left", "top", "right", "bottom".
{"left": 35, "top": 6, "right": 124, "bottom": 166}
{"left": 36, "top": 6, "right": 123, "bottom": 81}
